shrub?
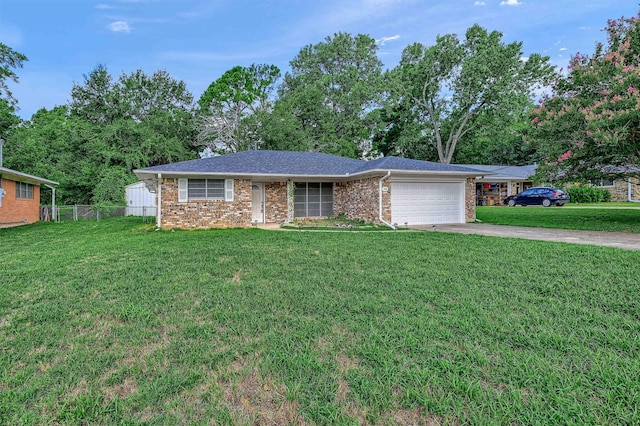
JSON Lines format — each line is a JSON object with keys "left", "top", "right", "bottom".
{"left": 565, "top": 185, "right": 611, "bottom": 203}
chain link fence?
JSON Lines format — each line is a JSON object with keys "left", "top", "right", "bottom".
{"left": 41, "top": 205, "right": 156, "bottom": 223}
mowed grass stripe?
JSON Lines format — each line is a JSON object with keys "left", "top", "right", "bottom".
{"left": 1, "top": 218, "right": 639, "bottom": 424}
{"left": 477, "top": 205, "right": 640, "bottom": 233}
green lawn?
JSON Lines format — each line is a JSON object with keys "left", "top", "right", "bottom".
{"left": 1, "top": 218, "right": 639, "bottom": 425}
{"left": 477, "top": 205, "right": 640, "bottom": 233}
{"left": 565, "top": 202, "right": 640, "bottom": 208}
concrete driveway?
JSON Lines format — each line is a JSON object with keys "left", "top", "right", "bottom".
{"left": 411, "top": 223, "right": 640, "bottom": 250}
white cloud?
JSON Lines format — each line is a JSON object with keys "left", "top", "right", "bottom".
{"left": 474, "top": 1, "right": 486, "bottom": 6}
{"left": 107, "top": 20, "right": 131, "bottom": 33}
{"left": 376, "top": 35, "right": 400, "bottom": 45}
{"left": 559, "top": 47, "right": 567, "bottom": 51}
{"left": 95, "top": 4, "right": 113, "bottom": 9}
{"left": 500, "top": 0, "right": 523, "bottom": 5}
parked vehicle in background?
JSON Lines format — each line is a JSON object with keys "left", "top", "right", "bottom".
{"left": 504, "top": 187, "right": 570, "bottom": 207}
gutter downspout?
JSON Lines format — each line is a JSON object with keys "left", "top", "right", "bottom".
{"left": 156, "top": 173, "right": 162, "bottom": 228}
{"left": 629, "top": 178, "right": 640, "bottom": 203}
{"left": 44, "top": 184, "right": 56, "bottom": 222}
{"left": 379, "top": 171, "right": 395, "bottom": 229}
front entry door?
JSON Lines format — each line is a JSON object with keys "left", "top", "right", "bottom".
{"left": 251, "top": 183, "right": 265, "bottom": 224}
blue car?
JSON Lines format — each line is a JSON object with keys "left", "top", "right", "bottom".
{"left": 504, "top": 187, "right": 570, "bottom": 207}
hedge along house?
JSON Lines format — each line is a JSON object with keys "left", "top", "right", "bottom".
{"left": 0, "top": 166, "right": 58, "bottom": 227}
{"left": 134, "top": 150, "right": 486, "bottom": 229}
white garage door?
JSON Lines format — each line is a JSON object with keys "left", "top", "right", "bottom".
{"left": 391, "top": 181, "right": 465, "bottom": 225}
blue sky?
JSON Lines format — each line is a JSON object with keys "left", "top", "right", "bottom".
{"left": 0, "top": 0, "right": 635, "bottom": 119}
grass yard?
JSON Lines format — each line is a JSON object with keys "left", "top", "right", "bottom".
{"left": 477, "top": 205, "right": 640, "bottom": 233}
{"left": 565, "top": 202, "right": 640, "bottom": 208}
{"left": 1, "top": 218, "right": 639, "bottom": 425}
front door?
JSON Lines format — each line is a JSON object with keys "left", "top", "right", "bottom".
{"left": 251, "top": 183, "right": 265, "bottom": 224}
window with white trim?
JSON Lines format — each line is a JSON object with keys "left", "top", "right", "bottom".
{"left": 16, "top": 182, "right": 34, "bottom": 199}
{"left": 294, "top": 182, "right": 333, "bottom": 218}
{"left": 590, "top": 178, "right": 614, "bottom": 187}
{"left": 177, "top": 178, "right": 234, "bottom": 202}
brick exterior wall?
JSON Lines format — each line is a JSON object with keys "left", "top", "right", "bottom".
{"left": 159, "top": 178, "right": 252, "bottom": 229}
{"left": 465, "top": 178, "right": 476, "bottom": 222}
{"left": 633, "top": 178, "right": 640, "bottom": 201}
{"left": 381, "top": 180, "right": 392, "bottom": 223}
{"left": 0, "top": 178, "right": 41, "bottom": 225}
{"left": 601, "top": 178, "right": 640, "bottom": 202}
{"left": 510, "top": 181, "right": 534, "bottom": 195}
{"left": 334, "top": 177, "right": 382, "bottom": 223}
{"left": 264, "top": 182, "right": 288, "bottom": 224}
{"left": 158, "top": 175, "right": 478, "bottom": 229}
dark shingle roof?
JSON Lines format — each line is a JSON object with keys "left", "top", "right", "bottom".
{"left": 140, "top": 150, "right": 363, "bottom": 175}
{"left": 359, "top": 156, "right": 484, "bottom": 173}
{"left": 137, "top": 150, "right": 484, "bottom": 176}
{"left": 457, "top": 164, "right": 537, "bottom": 180}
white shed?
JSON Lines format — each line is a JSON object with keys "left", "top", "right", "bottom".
{"left": 125, "top": 181, "right": 156, "bottom": 216}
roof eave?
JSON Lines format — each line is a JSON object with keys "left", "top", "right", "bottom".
{"left": 354, "top": 168, "right": 492, "bottom": 178}
{"left": 477, "top": 176, "right": 533, "bottom": 181}
{"left": 0, "top": 167, "right": 59, "bottom": 186}
{"left": 134, "top": 168, "right": 491, "bottom": 181}
{"left": 134, "top": 170, "right": 356, "bottom": 180}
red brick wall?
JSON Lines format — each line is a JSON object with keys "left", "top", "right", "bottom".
{"left": 0, "top": 178, "right": 41, "bottom": 225}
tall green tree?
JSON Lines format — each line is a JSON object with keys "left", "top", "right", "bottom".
{"left": 71, "top": 66, "right": 195, "bottom": 130}
{"left": 196, "top": 64, "right": 280, "bottom": 154}
{"left": 530, "top": 11, "right": 640, "bottom": 182}
{"left": 0, "top": 42, "right": 27, "bottom": 107}
{"left": 453, "top": 95, "right": 538, "bottom": 165}
{"left": 269, "top": 32, "right": 384, "bottom": 157}
{"left": 0, "top": 99, "right": 21, "bottom": 140}
{"left": 370, "top": 102, "right": 438, "bottom": 160}
{"left": 390, "top": 24, "right": 555, "bottom": 164}
{"left": 70, "top": 64, "right": 117, "bottom": 124}
{"left": 117, "top": 69, "right": 195, "bottom": 123}
{"left": 68, "top": 66, "right": 197, "bottom": 202}
{"left": 4, "top": 66, "right": 198, "bottom": 204}
{"left": 3, "top": 106, "right": 90, "bottom": 203}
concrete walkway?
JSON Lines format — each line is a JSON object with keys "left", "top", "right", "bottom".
{"left": 411, "top": 223, "right": 640, "bottom": 251}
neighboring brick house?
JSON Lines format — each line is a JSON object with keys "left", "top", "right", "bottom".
{"left": 589, "top": 177, "right": 640, "bottom": 202}
{"left": 0, "top": 166, "right": 58, "bottom": 227}
{"left": 134, "top": 150, "right": 486, "bottom": 229}
{"left": 461, "top": 164, "right": 640, "bottom": 205}
{"left": 457, "top": 164, "right": 538, "bottom": 206}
